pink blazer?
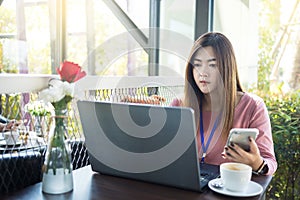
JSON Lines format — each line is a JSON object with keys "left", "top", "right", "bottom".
{"left": 170, "top": 93, "right": 277, "bottom": 175}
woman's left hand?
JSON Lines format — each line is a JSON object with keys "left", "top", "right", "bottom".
{"left": 0, "top": 120, "right": 21, "bottom": 132}
{"left": 222, "top": 137, "right": 263, "bottom": 171}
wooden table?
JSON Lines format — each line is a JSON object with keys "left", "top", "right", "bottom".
{"left": 0, "top": 165, "right": 272, "bottom": 200}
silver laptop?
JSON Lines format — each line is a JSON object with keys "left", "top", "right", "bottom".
{"left": 77, "top": 100, "right": 219, "bottom": 192}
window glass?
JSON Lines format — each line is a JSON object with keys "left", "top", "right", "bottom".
{"left": 0, "top": 0, "right": 150, "bottom": 75}
{"left": 213, "top": 0, "right": 299, "bottom": 91}
{"left": 115, "top": 0, "right": 149, "bottom": 29}
{"left": 0, "top": 1, "right": 17, "bottom": 73}
{"left": 159, "top": 0, "right": 195, "bottom": 76}
{"left": 0, "top": 0, "right": 196, "bottom": 76}
{"left": 0, "top": 1, "right": 52, "bottom": 74}
{"left": 213, "top": 0, "right": 259, "bottom": 89}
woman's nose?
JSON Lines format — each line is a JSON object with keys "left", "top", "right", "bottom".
{"left": 198, "top": 67, "right": 208, "bottom": 77}
{"left": 200, "top": 72, "right": 208, "bottom": 77}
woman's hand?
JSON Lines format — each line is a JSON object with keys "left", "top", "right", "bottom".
{"left": 222, "top": 137, "right": 263, "bottom": 171}
{"left": 0, "top": 120, "right": 21, "bottom": 132}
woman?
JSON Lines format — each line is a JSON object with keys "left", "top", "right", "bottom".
{"left": 171, "top": 32, "right": 277, "bottom": 175}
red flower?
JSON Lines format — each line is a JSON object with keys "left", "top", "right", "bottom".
{"left": 56, "top": 61, "right": 86, "bottom": 83}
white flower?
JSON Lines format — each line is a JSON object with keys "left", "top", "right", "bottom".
{"left": 62, "top": 81, "right": 74, "bottom": 96}
{"left": 25, "top": 100, "right": 53, "bottom": 116}
{"left": 39, "top": 79, "right": 75, "bottom": 103}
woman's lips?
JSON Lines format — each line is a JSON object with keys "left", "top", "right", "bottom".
{"left": 200, "top": 80, "right": 208, "bottom": 84}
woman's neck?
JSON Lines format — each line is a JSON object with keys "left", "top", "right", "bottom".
{"left": 202, "top": 91, "right": 244, "bottom": 111}
{"left": 202, "top": 93, "right": 222, "bottom": 112}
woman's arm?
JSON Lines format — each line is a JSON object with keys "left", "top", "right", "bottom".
{"left": 223, "top": 96, "right": 277, "bottom": 175}
{"left": 248, "top": 100, "right": 277, "bottom": 175}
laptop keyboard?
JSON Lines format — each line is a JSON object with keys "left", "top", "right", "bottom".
{"left": 200, "top": 172, "right": 214, "bottom": 185}
{"left": 200, "top": 172, "right": 210, "bottom": 181}
{"left": 199, "top": 163, "right": 220, "bottom": 189}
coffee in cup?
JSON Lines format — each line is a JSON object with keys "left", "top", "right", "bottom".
{"left": 220, "top": 162, "right": 252, "bottom": 192}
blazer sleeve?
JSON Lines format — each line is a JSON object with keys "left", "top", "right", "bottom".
{"left": 248, "top": 98, "right": 278, "bottom": 175}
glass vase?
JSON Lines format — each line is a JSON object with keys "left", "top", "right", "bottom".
{"left": 34, "top": 115, "right": 43, "bottom": 136}
{"left": 42, "top": 109, "right": 73, "bottom": 194}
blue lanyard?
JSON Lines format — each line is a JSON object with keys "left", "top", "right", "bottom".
{"left": 199, "top": 103, "right": 221, "bottom": 163}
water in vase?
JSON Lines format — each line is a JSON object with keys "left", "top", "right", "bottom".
{"left": 42, "top": 168, "right": 73, "bottom": 194}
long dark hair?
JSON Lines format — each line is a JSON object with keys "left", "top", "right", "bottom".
{"left": 183, "top": 32, "right": 244, "bottom": 139}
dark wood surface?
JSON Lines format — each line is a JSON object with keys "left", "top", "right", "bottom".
{"left": 0, "top": 165, "right": 272, "bottom": 200}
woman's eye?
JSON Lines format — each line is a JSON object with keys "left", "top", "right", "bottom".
{"left": 209, "top": 63, "right": 217, "bottom": 68}
{"left": 193, "top": 63, "right": 201, "bottom": 68}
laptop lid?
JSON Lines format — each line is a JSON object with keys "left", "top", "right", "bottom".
{"left": 77, "top": 100, "right": 211, "bottom": 192}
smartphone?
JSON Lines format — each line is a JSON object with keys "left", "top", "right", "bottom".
{"left": 226, "top": 128, "right": 259, "bottom": 152}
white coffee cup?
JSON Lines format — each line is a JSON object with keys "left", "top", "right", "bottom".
{"left": 4, "top": 131, "right": 20, "bottom": 145}
{"left": 220, "top": 162, "right": 252, "bottom": 192}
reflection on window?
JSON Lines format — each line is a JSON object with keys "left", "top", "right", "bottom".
{"left": 0, "top": 0, "right": 149, "bottom": 75}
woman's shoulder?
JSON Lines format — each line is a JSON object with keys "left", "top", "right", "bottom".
{"left": 237, "top": 92, "right": 266, "bottom": 111}
{"left": 240, "top": 92, "right": 265, "bottom": 105}
{"left": 235, "top": 92, "right": 270, "bottom": 127}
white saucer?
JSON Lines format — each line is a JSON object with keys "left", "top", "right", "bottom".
{"left": 208, "top": 178, "right": 263, "bottom": 197}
